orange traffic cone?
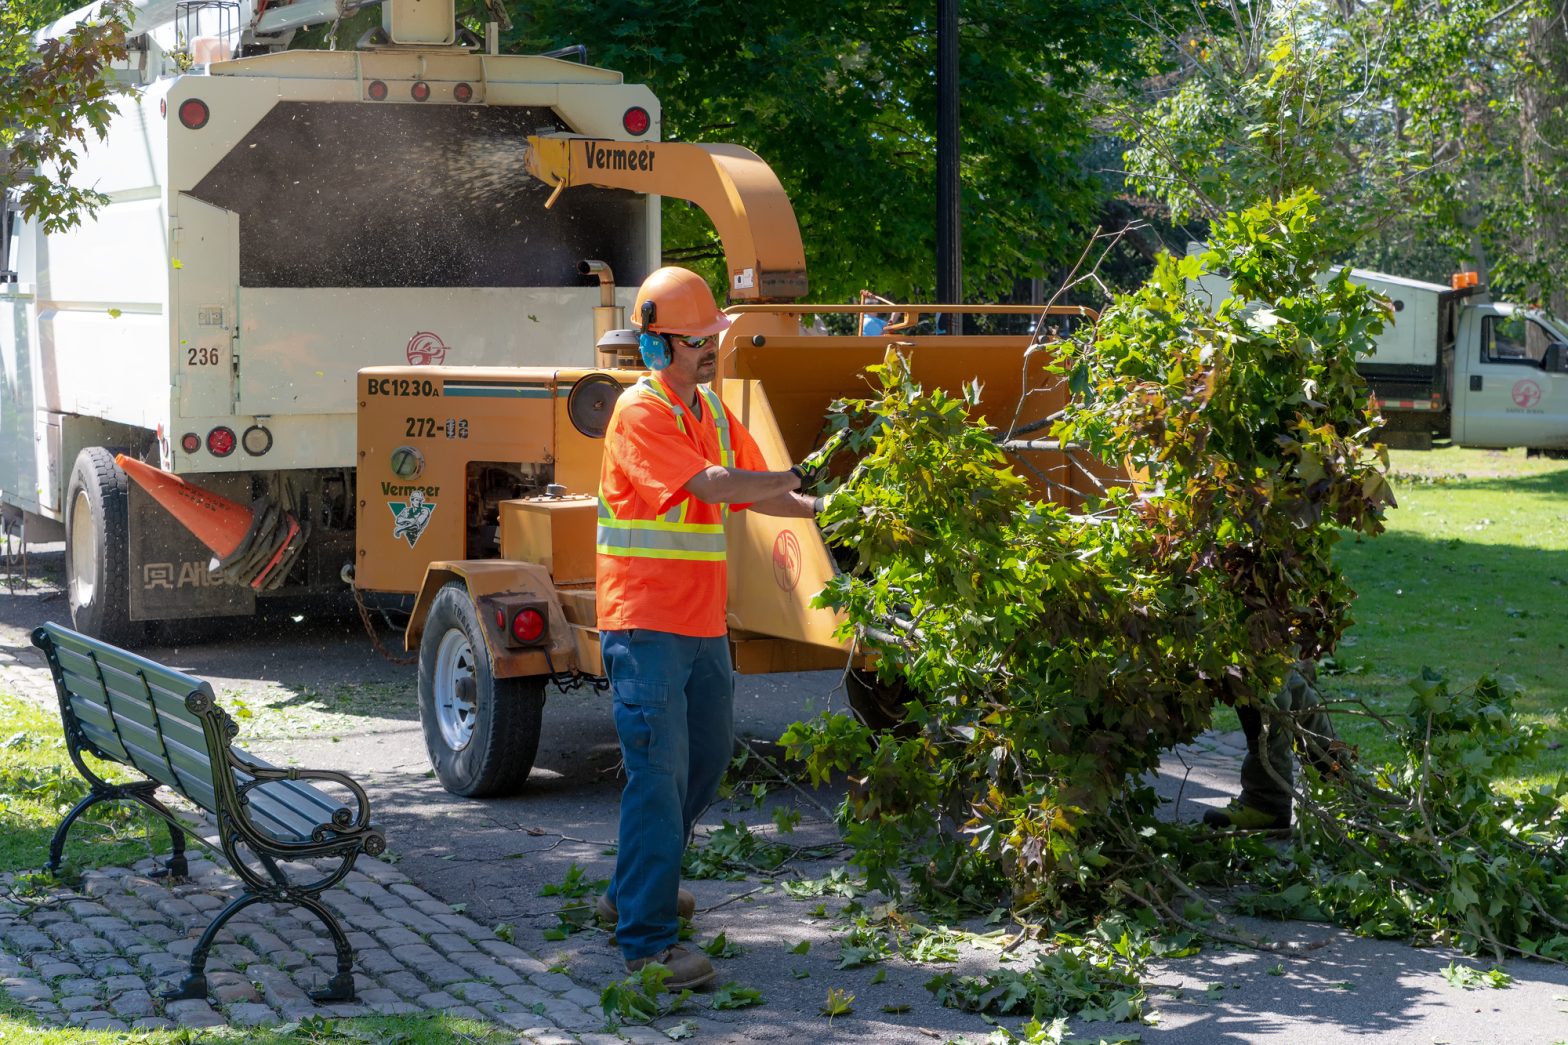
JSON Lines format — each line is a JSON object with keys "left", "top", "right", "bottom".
{"left": 115, "top": 455, "right": 305, "bottom": 591}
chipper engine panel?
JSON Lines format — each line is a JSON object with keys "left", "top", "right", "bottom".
{"left": 355, "top": 365, "right": 633, "bottom": 594}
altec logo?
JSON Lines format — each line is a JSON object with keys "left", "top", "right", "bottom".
{"left": 406, "top": 331, "right": 449, "bottom": 366}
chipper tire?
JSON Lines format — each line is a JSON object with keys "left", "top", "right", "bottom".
{"left": 418, "top": 581, "right": 545, "bottom": 797}
{"left": 65, "top": 447, "right": 145, "bottom": 647}
{"left": 844, "top": 668, "right": 920, "bottom": 736}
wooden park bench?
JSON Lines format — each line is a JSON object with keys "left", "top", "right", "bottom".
{"left": 31, "top": 622, "right": 386, "bottom": 1004}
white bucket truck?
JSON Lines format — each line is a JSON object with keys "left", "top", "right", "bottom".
{"left": 1191, "top": 260, "right": 1568, "bottom": 454}
{"left": 0, "top": 0, "right": 660, "bottom": 643}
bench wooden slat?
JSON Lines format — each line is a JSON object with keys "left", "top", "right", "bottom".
{"left": 60, "top": 669, "right": 207, "bottom": 758}
{"left": 57, "top": 658, "right": 221, "bottom": 803}
{"left": 63, "top": 697, "right": 132, "bottom": 761}
{"left": 242, "top": 788, "right": 328, "bottom": 843}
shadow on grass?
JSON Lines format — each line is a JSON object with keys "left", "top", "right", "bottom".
{"left": 1429, "top": 466, "right": 1568, "bottom": 495}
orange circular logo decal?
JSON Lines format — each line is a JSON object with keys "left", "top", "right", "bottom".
{"left": 772, "top": 530, "right": 802, "bottom": 592}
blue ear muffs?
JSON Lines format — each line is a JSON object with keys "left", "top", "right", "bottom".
{"left": 638, "top": 298, "right": 669, "bottom": 370}
{"left": 638, "top": 331, "right": 670, "bottom": 370}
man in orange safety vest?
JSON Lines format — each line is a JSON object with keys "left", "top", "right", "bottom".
{"left": 594, "top": 267, "right": 819, "bottom": 989}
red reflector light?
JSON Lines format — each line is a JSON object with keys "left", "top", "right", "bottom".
{"left": 160, "top": 99, "right": 167, "bottom": 118}
{"left": 453, "top": 82, "right": 473, "bottom": 103}
{"left": 206, "top": 427, "right": 236, "bottom": 457}
{"left": 178, "top": 99, "right": 209, "bottom": 130}
{"left": 511, "top": 608, "right": 545, "bottom": 644}
{"left": 180, "top": 432, "right": 201, "bottom": 453}
{"left": 622, "top": 106, "right": 650, "bottom": 136}
{"left": 495, "top": 608, "right": 505, "bottom": 629}
{"left": 367, "top": 80, "right": 388, "bottom": 101}
{"left": 411, "top": 81, "right": 430, "bottom": 102}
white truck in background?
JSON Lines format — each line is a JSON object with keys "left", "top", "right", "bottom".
{"left": 1, "top": 0, "right": 663, "bottom": 644}
{"left": 1191, "top": 261, "right": 1568, "bottom": 454}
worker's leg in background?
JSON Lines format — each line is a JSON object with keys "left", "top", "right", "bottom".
{"left": 602, "top": 628, "right": 697, "bottom": 962}
{"left": 1211, "top": 663, "right": 1336, "bottom": 829}
{"left": 680, "top": 635, "right": 735, "bottom": 844}
{"left": 1234, "top": 697, "right": 1295, "bottom": 824}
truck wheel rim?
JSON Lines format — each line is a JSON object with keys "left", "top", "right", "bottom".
{"left": 69, "top": 489, "right": 96, "bottom": 608}
{"left": 433, "top": 628, "right": 478, "bottom": 752}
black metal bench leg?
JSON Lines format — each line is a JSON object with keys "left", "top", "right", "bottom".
{"left": 47, "top": 790, "right": 109, "bottom": 876}
{"left": 149, "top": 820, "right": 189, "bottom": 879}
{"left": 292, "top": 893, "right": 357, "bottom": 1003}
{"left": 162, "top": 892, "right": 264, "bottom": 1001}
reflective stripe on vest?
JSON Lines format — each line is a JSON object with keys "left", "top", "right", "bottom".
{"left": 597, "top": 378, "right": 735, "bottom": 562}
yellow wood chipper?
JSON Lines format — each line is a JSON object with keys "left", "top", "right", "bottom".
{"left": 352, "top": 134, "right": 1108, "bottom": 796}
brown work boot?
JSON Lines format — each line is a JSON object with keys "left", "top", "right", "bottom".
{"left": 597, "top": 888, "right": 696, "bottom": 925}
{"left": 625, "top": 945, "right": 716, "bottom": 991}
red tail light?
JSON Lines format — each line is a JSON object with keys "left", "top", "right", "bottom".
{"left": 206, "top": 427, "right": 236, "bottom": 457}
{"left": 453, "top": 82, "right": 473, "bottom": 103}
{"left": 623, "top": 106, "right": 650, "bottom": 136}
{"left": 178, "top": 99, "right": 209, "bottom": 129}
{"left": 367, "top": 80, "right": 388, "bottom": 101}
{"left": 180, "top": 432, "right": 201, "bottom": 453}
{"left": 411, "top": 81, "right": 430, "bottom": 102}
{"left": 511, "top": 608, "right": 546, "bottom": 644}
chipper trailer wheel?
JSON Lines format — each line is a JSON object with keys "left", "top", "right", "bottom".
{"left": 845, "top": 668, "right": 920, "bottom": 736}
{"left": 417, "top": 582, "right": 545, "bottom": 797}
{"left": 65, "top": 447, "right": 145, "bottom": 647}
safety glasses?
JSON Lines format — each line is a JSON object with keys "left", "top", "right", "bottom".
{"left": 677, "top": 335, "right": 712, "bottom": 351}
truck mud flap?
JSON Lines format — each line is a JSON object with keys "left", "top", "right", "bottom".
{"left": 128, "top": 480, "right": 256, "bottom": 621}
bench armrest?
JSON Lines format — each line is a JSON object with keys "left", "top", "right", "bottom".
{"left": 229, "top": 754, "right": 376, "bottom": 839}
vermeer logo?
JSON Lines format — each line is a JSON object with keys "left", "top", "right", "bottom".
{"left": 583, "top": 143, "right": 656, "bottom": 172}
{"left": 389, "top": 490, "right": 436, "bottom": 548}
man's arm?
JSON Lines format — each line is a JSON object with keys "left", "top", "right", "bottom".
{"left": 748, "top": 490, "right": 820, "bottom": 518}
{"left": 684, "top": 465, "right": 800, "bottom": 505}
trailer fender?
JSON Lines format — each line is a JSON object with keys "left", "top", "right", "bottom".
{"left": 404, "top": 560, "right": 577, "bottom": 679}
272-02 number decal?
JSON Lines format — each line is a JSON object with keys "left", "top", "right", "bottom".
{"left": 186, "top": 346, "right": 222, "bottom": 366}
{"left": 404, "top": 417, "right": 471, "bottom": 439}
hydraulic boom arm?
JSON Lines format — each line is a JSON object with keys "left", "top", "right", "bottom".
{"left": 524, "top": 135, "right": 808, "bottom": 302}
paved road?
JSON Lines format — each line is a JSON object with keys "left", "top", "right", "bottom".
{"left": 2, "top": 547, "right": 1566, "bottom": 1043}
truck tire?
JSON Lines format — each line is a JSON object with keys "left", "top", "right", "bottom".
{"left": 844, "top": 668, "right": 918, "bottom": 735}
{"left": 65, "top": 448, "right": 144, "bottom": 647}
{"left": 417, "top": 581, "right": 545, "bottom": 797}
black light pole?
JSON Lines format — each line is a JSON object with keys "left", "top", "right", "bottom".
{"left": 936, "top": 0, "right": 961, "bottom": 334}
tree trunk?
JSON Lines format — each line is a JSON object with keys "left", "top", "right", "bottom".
{"left": 1519, "top": 3, "right": 1568, "bottom": 316}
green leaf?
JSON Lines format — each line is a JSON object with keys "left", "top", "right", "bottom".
{"left": 710, "top": 982, "right": 765, "bottom": 1010}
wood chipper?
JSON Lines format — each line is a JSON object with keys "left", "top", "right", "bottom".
{"left": 350, "top": 134, "right": 1108, "bottom": 797}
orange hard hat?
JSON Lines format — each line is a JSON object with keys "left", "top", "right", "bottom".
{"left": 633, "top": 267, "right": 731, "bottom": 338}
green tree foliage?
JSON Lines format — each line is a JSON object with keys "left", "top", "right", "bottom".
{"left": 785, "top": 192, "right": 1568, "bottom": 971}
{"left": 1116, "top": 0, "right": 1568, "bottom": 308}
{"left": 784, "top": 191, "right": 1392, "bottom": 909}
{"left": 488, "top": 0, "right": 1173, "bottom": 303}
{"left": 1, "top": 0, "right": 130, "bottom": 232}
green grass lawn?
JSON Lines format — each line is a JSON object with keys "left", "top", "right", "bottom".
{"left": 1322, "top": 446, "right": 1568, "bottom": 788}
{"left": 0, "top": 694, "right": 170, "bottom": 879}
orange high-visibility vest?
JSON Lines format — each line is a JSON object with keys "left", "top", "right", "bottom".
{"left": 595, "top": 376, "right": 752, "bottom": 637}
{"left": 596, "top": 378, "right": 734, "bottom": 562}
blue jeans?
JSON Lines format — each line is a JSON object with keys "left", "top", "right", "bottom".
{"left": 602, "top": 628, "right": 734, "bottom": 961}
